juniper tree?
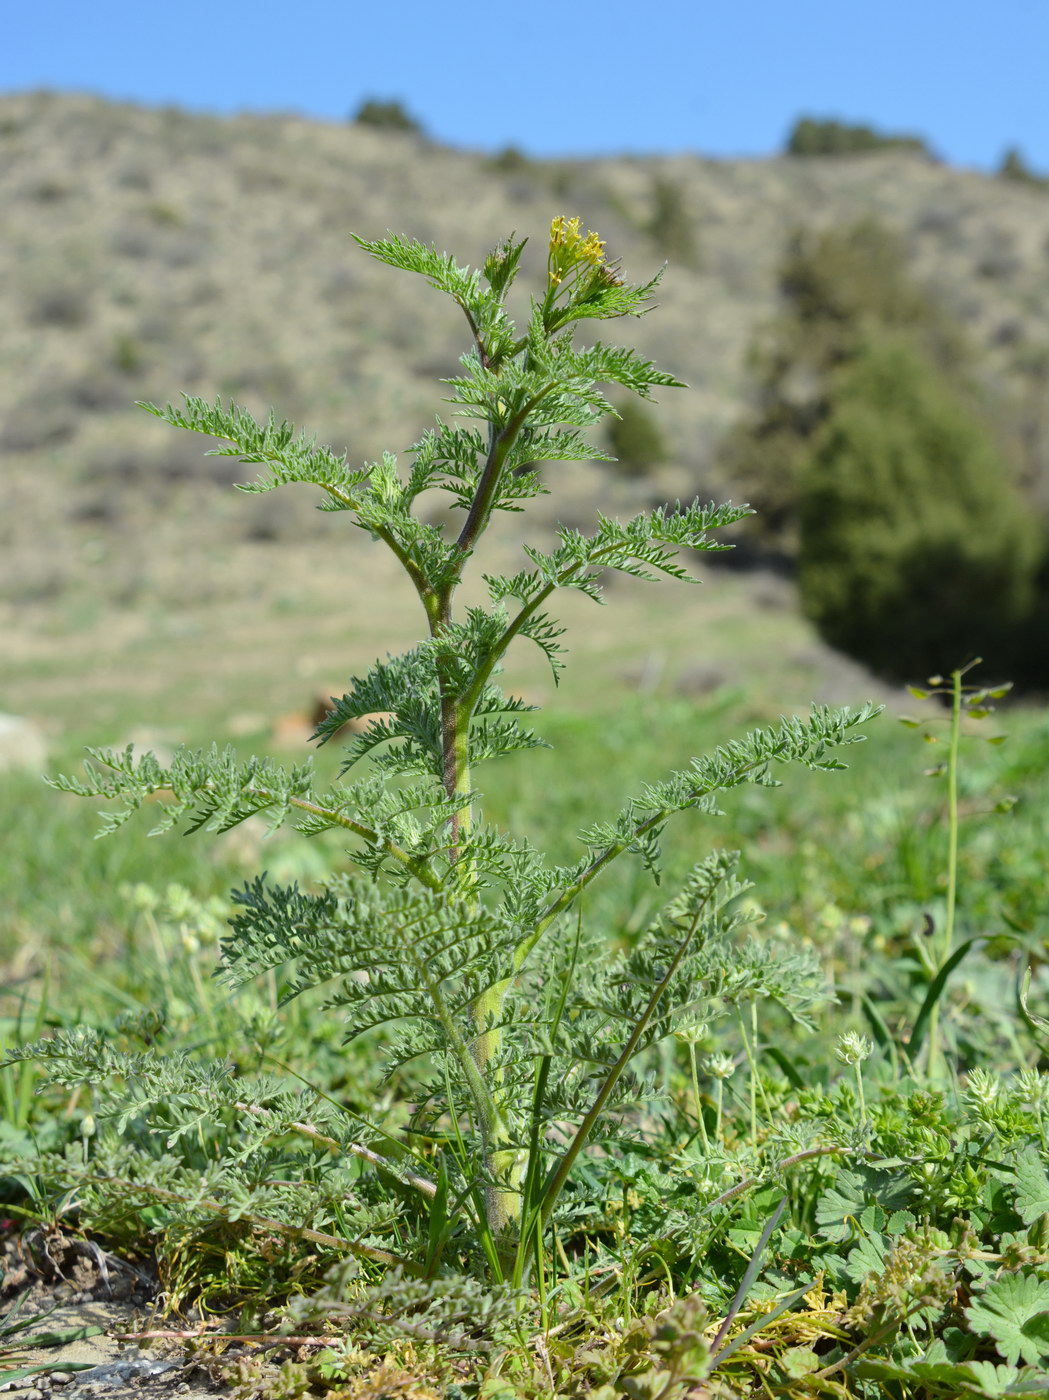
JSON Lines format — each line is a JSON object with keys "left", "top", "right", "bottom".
{"left": 19, "top": 217, "right": 878, "bottom": 1286}
{"left": 798, "top": 334, "right": 1040, "bottom": 681}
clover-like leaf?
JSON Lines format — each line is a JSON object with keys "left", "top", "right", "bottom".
{"left": 1010, "top": 1150, "right": 1049, "bottom": 1226}
{"left": 965, "top": 1272, "right": 1049, "bottom": 1367}
{"left": 816, "top": 1171, "right": 868, "bottom": 1242}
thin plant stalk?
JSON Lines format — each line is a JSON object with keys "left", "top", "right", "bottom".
{"left": 854, "top": 1061, "right": 867, "bottom": 1124}
{"left": 690, "top": 1044, "right": 711, "bottom": 1155}
{"left": 737, "top": 1004, "right": 772, "bottom": 1146}
{"left": 926, "top": 662, "right": 965, "bottom": 1075}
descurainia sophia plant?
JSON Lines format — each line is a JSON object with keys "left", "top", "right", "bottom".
{"left": 15, "top": 217, "right": 879, "bottom": 1289}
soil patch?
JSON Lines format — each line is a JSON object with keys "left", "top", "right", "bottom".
{"left": 0, "top": 1233, "right": 224, "bottom": 1400}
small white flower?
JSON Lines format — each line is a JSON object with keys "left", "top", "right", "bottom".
{"left": 703, "top": 1052, "right": 736, "bottom": 1081}
{"left": 835, "top": 1031, "right": 873, "bottom": 1066}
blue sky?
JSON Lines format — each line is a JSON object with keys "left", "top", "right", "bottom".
{"left": 3, "top": 0, "right": 1047, "bottom": 171}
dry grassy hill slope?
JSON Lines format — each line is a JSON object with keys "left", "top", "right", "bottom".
{"left": 2, "top": 89, "right": 1048, "bottom": 607}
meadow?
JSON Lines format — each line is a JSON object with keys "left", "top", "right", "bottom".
{"left": 2, "top": 219, "right": 1048, "bottom": 1400}
{"left": 4, "top": 621, "right": 1048, "bottom": 1398}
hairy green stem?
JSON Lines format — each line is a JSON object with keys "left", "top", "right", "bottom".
{"left": 422, "top": 391, "right": 559, "bottom": 1236}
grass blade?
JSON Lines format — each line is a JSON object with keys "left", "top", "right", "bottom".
{"left": 908, "top": 937, "right": 980, "bottom": 1057}
{"left": 709, "top": 1196, "right": 788, "bottom": 1356}
{"left": 710, "top": 1281, "right": 811, "bottom": 1367}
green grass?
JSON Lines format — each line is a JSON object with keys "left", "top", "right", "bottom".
{"left": 6, "top": 684, "right": 1046, "bottom": 1081}
{"left": 3, "top": 624, "right": 1048, "bottom": 1397}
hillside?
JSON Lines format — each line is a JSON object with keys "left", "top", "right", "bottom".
{"left": 2, "top": 90, "right": 1048, "bottom": 713}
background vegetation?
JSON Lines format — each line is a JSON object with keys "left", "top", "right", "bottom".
{"left": 718, "top": 219, "right": 1048, "bottom": 684}
{"left": 785, "top": 116, "right": 930, "bottom": 158}
{"left": 3, "top": 91, "right": 1048, "bottom": 690}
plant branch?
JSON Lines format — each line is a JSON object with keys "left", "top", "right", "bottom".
{"left": 812, "top": 1303, "right": 925, "bottom": 1382}
{"left": 523, "top": 748, "right": 799, "bottom": 962}
{"left": 699, "top": 1146, "right": 846, "bottom": 1214}
{"left": 458, "top": 301, "right": 489, "bottom": 369}
{"left": 278, "top": 795, "right": 441, "bottom": 889}
{"left": 459, "top": 541, "right": 625, "bottom": 716}
{"left": 531, "top": 889, "right": 714, "bottom": 1235}
{"left": 454, "top": 389, "right": 554, "bottom": 559}
{"left": 521, "top": 810, "right": 667, "bottom": 966}
{"left": 233, "top": 1101, "right": 438, "bottom": 1200}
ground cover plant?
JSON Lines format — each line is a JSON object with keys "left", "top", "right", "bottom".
{"left": 5, "top": 219, "right": 1049, "bottom": 1398}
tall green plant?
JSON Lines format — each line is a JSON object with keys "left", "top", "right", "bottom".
{"left": 16, "top": 218, "right": 878, "bottom": 1287}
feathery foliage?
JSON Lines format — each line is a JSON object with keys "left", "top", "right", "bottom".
{"left": 23, "top": 217, "right": 879, "bottom": 1298}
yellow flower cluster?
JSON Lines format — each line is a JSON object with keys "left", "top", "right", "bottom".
{"left": 547, "top": 214, "right": 606, "bottom": 286}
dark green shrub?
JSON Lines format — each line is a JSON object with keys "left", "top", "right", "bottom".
{"left": 606, "top": 398, "right": 669, "bottom": 476}
{"left": 998, "top": 145, "right": 1049, "bottom": 190}
{"left": 350, "top": 98, "right": 424, "bottom": 135}
{"left": 720, "top": 220, "right": 971, "bottom": 550}
{"left": 647, "top": 177, "right": 700, "bottom": 268}
{"left": 486, "top": 144, "right": 531, "bottom": 173}
{"left": 798, "top": 335, "right": 1041, "bottom": 681}
{"left": 786, "top": 116, "right": 929, "bottom": 158}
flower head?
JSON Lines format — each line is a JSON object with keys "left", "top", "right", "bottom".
{"left": 835, "top": 1031, "right": 873, "bottom": 1066}
{"left": 548, "top": 214, "right": 607, "bottom": 287}
{"left": 703, "top": 1052, "right": 736, "bottom": 1081}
